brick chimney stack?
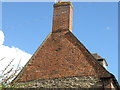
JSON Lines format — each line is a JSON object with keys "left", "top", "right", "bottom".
{"left": 52, "top": 1, "right": 73, "bottom": 32}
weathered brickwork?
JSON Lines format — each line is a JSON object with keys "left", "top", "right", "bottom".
{"left": 52, "top": 2, "right": 73, "bottom": 32}
{"left": 15, "top": 30, "right": 110, "bottom": 82}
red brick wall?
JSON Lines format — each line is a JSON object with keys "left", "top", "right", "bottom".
{"left": 52, "top": 3, "right": 73, "bottom": 32}
{"left": 17, "top": 30, "right": 110, "bottom": 82}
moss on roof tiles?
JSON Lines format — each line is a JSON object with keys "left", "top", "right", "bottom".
{"left": 54, "top": 1, "right": 71, "bottom": 5}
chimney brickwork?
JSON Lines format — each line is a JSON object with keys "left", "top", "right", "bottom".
{"left": 52, "top": 2, "right": 73, "bottom": 32}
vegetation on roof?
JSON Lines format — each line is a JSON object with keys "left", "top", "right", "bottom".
{"left": 54, "top": 1, "right": 71, "bottom": 5}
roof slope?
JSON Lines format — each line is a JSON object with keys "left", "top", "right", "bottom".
{"left": 14, "top": 30, "right": 112, "bottom": 82}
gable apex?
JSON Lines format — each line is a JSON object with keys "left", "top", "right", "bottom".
{"left": 14, "top": 30, "right": 111, "bottom": 82}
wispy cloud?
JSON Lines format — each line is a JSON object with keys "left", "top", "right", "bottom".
{"left": 106, "top": 26, "right": 111, "bottom": 30}
{"left": 0, "top": 30, "right": 31, "bottom": 73}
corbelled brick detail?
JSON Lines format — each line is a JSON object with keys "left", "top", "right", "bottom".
{"left": 52, "top": 2, "right": 73, "bottom": 32}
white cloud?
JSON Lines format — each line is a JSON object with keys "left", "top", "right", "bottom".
{"left": 0, "top": 30, "right": 31, "bottom": 74}
{"left": 0, "top": 30, "right": 4, "bottom": 45}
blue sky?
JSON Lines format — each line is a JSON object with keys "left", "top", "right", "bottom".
{"left": 1, "top": 2, "right": 118, "bottom": 81}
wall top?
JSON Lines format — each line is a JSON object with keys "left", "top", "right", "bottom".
{"left": 54, "top": 1, "right": 72, "bottom": 6}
